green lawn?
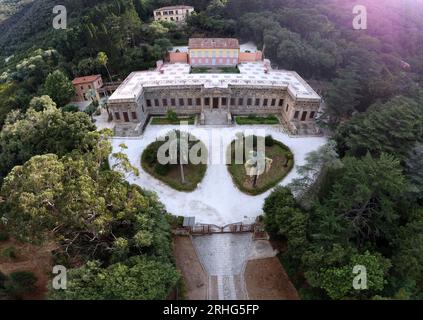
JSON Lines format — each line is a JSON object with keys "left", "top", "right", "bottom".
{"left": 141, "top": 138, "right": 207, "bottom": 192}
{"left": 190, "top": 66, "right": 240, "bottom": 74}
{"left": 235, "top": 115, "right": 280, "bottom": 125}
{"left": 227, "top": 139, "right": 293, "bottom": 195}
{"left": 150, "top": 115, "right": 196, "bottom": 125}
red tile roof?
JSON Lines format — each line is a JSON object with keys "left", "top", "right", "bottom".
{"left": 72, "top": 75, "right": 102, "bottom": 85}
{"left": 189, "top": 38, "right": 240, "bottom": 50}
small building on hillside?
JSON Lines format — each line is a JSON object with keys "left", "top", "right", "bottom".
{"left": 153, "top": 5, "right": 194, "bottom": 24}
{"left": 72, "top": 75, "right": 103, "bottom": 102}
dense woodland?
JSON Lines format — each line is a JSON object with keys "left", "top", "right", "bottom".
{"left": 0, "top": 0, "right": 422, "bottom": 299}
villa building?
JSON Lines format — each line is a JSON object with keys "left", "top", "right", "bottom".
{"left": 153, "top": 5, "right": 194, "bottom": 24}
{"left": 107, "top": 39, "right": 321, "bottom": 136}
{"left": 72, "top": 74, "right": 103, "bottom": 102}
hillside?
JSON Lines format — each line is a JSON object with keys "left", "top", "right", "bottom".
{"left": 0, "top": 0, "right": 34, "bottom": 22}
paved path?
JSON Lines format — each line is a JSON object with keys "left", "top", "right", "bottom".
{"left": 192, "top": 233, "right": 252, "bottom": 300}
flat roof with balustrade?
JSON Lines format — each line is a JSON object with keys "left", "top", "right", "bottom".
{"left": 108, "top": 61, "right": 321, "bottom": 103}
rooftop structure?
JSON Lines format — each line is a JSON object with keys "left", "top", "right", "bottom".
{"left": 188, "top": 38, "right": 240, "bottom": 50}
{"left": 108, "top": 61, "right": 320, "bottom": 103}
{"left": 72, "top": 74, "right": 102, "bottom": 85}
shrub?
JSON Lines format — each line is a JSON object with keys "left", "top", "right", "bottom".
{"left": 61, "top": 105, "right": 79, "bottom": 113}
{"left": 265, "top": 135, "right": 275, "bottom": 147}
{"left": 2, "top": 246, "right": 17, "bottom": 259}
{"left": 154, "top": 163, "right": 170, "bottom": 176}
{"left": 167, "top": 110, "right": 178, "bottom": 122}
{"left": 4, "top": 271, "right": 37, "bottom": 299}
{"left": 247, "top": 114, "right": 257, "bottom": 120}
{"left": 0, "top": 230, "right": 9, "bottom": 242}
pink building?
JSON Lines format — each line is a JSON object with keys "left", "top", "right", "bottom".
{"left": 188, "top": 38, "right": 240, "bottom": 67}
{"left": 72, "top": 75, "right": 103, "bottom": 102}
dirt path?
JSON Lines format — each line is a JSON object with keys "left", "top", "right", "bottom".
{"left": 244, "top": 257, "right": 299, "bottom": 300}
{"left": 172, "top": 236, "right": 208, "bottom": 300}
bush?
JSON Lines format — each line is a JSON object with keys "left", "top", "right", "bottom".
{"left": 154, "top": 163, "right": 170, "bottom": 176}
{"left": 61, "top": 105, "right": 79, "bottom": 113}
{"left": 247, "top": 114, "right": 257, "bottom": 120}
{"left": 167, "top": 110, "right": 178, "bottom": 122}
{"left": 0, "top": 230, "right": 9, "bottom": 242}
{"left": 265, "top": 135, "right": 275, "bottom": 147}
{"left": 4, "top": 271, "right": 37, "bottom": 299}
{"left": 2, "top": 246, "right": 17, "bottom": 259}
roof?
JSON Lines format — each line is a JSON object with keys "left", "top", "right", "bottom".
{"left": 108, "top": 61, "right": 321, "bottom": 103}
{"left": 155, "top": 5, "right": 194, "bottom": 11}
{"left": 72, "top": 75, "right": 101, "bottom": 85}
{"left": 189, "top": 38, "right": 240, "bottom": 50}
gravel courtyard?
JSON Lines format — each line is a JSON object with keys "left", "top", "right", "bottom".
{"left": 109, "top": 124, "right": 327, "bottom": 225}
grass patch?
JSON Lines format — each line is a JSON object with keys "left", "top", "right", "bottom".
{"left": 141, "top": 131, "right": 207, "bottom": 192}
{"left": 227, "top": 135, "right": 293, "bottom": 195}
{"left": 150, "top": 115, "right": 196, "bottom": 125}
{"left": 235, "top": 114, "right": 280, "bottom": 125}
{"left": 190, "top": 66, "right": 240, "bottom": 74}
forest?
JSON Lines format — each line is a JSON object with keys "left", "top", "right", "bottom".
{"left": 0, "top": 0, "right": 422, "bottom": 299}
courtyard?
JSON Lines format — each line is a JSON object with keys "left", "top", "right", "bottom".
{"left": 109, "top": 124, "right": 327, "bottom": 226}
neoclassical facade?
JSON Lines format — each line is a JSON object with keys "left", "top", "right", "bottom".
{"left": 108, "top": 55, "right": 321, "bottom": 136}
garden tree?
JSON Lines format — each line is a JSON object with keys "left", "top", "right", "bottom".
{"left": 49, "top": 257, "right": 179, "bottom": 300}
{"left": 404, "top": 143, "right": 423, "bottom": 199}
{"left": 314, "top": 153, "right": 407, "bottom": 246}
{"left": 319, "top": 251, "right": 391, "bottom": 300}
{"left": 322, "top": 67, "right": 363, "bottom": 127}
{"left": 28, "top": 95, "right": 56, "bottom": 111}
{"left": 43, "top": 70, "right": 75, "bottom": 107}
{"left": 289, "top": 140, "right": 343, "bottom": 209}
{"left": 1, "top": 130, "right": 174, "bottom": 262}
{"left": 152, "top": 38, "right": 174, "bottom": 59}
{"left": 263, "top": 187, "right": 309, "bottom": 258}
{"left": 391, "top": 208, "right": 423, "bottom": 297}
{"left": 97, "top": 52, "right": 113, "bottom": 83}
{"left": 0, "top": 104, "right": 95, "bottom": 179}
{"left": 335, "top": 95, "right": 423, "bottom": 158}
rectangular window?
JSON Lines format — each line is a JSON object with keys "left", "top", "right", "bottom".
{"left": 294, "top": 111, "right": 299, "bottom": 119}
{"left": 263, "top": 99, "right": 268, "bottom": 106}
{"left": 114, "top": 112, "right": 120, "bottom": 120}
{"left": 196, "top": 98, "right": 201, "bottom": 106}
{"left": 188, "top": 98, "right": 193, "bottom": 106}
{"left": 146, "top": 99, "right": 152, "bottom": 107}
{"left": 301, "top": 111, "right": 308, "bottom": 121}
{"left": 271, "top": 99, "right": 276, "bottom": 106}
{"left": 310, "top": 111, "right": 316, "bottom": 119}
{"left": 154, "top": 99, "right": 160, "bottom": 107}
{"left": 279, "top": 99, "right": 284, "bottom": 107}
{"left": 179, "top": 98, "right": 184, "bottom": 106}
{"left": 238, "top": 98, "right": 244, "bottom": 106}
{"left": 247, "top": 98, "right": 252, "bottom": 106}
{"left": 255, "top": 98, "right": 260, "bottom": 106}
{"left": 286, "top": 104, "right": 289, "bottom": 112}
{"left": 171, "top": 98, "right": 176, "bottom": 107}
{"left": 205, "top": 97, "right": 210, "bottom": 106}
{"left": 221, "top": 97, "right": 227, "bottom": 106}
{"left": 230, "top": 98, "right": 236, "bottom": 106}
{"left": 162, "top": 99, "right": 168, "bottom": 107}
{"left": 131, "top": 112, "right": 137, "bottom": 120}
